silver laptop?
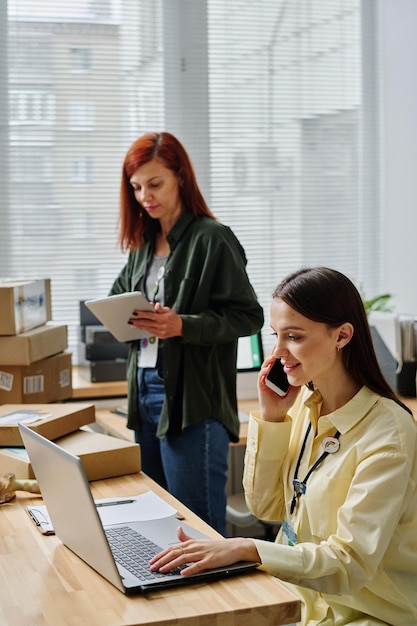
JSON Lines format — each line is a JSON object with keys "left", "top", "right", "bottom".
{"left": 19, "top": 424, "right": 256, "bottom": 594}
{"left": 84, "top": 292, "right": 153, "bottom": 342}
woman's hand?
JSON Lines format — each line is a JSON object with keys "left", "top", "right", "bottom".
{"left": 129, "top": 302, "right": 183, "bottom": 339}
{"left": 149, "top": 527, "right": 260, "bottom": 577}
{"left": 258, "top": 356, "right": 299, "bottom": 422}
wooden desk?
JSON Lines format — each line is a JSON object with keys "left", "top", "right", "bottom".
{"left": 0, "top": 472, "right": 300, "bottom": 626}
{"left": 94, "top": 399, "right": 259, "bottom": 446}
{"left": 71, "top": 367, "right": 259, "bottom": 415}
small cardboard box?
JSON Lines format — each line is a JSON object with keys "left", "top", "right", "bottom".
{"left": 0, "top": 279, "right": 52, "bottom": 335}
{"left": 0, "top": 402, "right": 95, "bottom": 446}
{"left": 0, "top": 428, "right": 141, "bottom": 480}
{"left": 0, "top": 352, "right": 72, "bottom": 404}
{"left": 0, "top": 323, "right": 68, "bottom": 365}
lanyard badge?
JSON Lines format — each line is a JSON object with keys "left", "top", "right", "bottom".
{"left": 138, "top": 336, "right": 159, "bottom": 368}
{"left": 282, "top": 518, "right": 298, "bottom": 546}
{"left": 289, "top": 425, "right": 341, "bottom": 515}
{"left": 283, "top": 425, "right": 341, "bottom": 547}
{"left": 292, "top": 479, "right": 306, "bottom": 496}
{"left": 322, "top": 436, "right": 340, "bottom": 453}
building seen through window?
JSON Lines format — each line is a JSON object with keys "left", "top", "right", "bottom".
{"left": 1, "top": 0, "right": 378, "bottom": 359}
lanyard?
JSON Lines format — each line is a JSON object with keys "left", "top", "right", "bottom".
{"left": 142, "top": 252, "right": 170, "bottom": 304}
{"left": 290, "top": 423, "right": 341, "bottom": 514}
{"left": 151, "top": 265, "right": 165, "bottom": 303}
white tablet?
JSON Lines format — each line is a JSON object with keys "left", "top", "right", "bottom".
{"left": 84, "top": 292, "right": 154, "bottom": 342}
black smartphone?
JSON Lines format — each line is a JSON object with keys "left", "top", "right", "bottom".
{"left": 265, "top": 360, "right": 290, "bottom": 396}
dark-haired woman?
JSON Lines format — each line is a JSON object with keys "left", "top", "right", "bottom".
{"left": 150, "top": 267, "right": 417, "bottom": 625}
{"left": 109, "top": 131, "right": 263, "bottom": 536}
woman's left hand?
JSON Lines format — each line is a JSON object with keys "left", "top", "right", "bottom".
{"left": 129, "top": 302, "right": 183, "bottom": 338}
{"left": 149, "top": 527, "right": 260, "bottom": 577}
{"left": 257, "top": 356, "right": 299, "bottom": 421}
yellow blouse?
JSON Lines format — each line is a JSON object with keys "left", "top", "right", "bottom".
{"left": 244, "top": 386, "right": 417, "bottom": 625}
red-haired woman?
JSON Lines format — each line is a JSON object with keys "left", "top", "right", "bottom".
{"left": 110, "top": 132, "right": 263, "bottom": 536}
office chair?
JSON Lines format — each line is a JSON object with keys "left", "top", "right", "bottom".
{"left": 226, "top": 492, "right": 279, "bottom": 541}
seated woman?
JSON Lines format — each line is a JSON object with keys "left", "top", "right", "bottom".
{"left": 150, "top": 266, "right": 417, "bottom": 626}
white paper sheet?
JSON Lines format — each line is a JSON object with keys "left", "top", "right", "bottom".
{"left": 27, "top": 490, "right": 178, "bottom": 534}
{"left": 0, "top": 410, "right": 52, "bottom": 425}
{"left": 95, "top": 491, "right": 177, "bottom": 525}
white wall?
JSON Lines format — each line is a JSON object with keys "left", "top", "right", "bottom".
{"left": 380, "top": 0, "right": 417, "bottom": 315}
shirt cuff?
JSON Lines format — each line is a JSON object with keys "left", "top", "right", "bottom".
{"left": 248, "top": 412, "right": 292, "bottom": 460}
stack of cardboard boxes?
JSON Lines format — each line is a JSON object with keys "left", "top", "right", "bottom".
{"left": 0, "top": 401, "right": 141, "bottom": 480}
{"left": 0, "top": 279, "right": 72, "bottom": 404}
{"left": 0, "top": 279, "right": 141, "bottom": 481}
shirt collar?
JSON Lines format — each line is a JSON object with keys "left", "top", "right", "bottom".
{"left": 303, "top": 386, "right": 380, "bottom": 435}
{"left": 166, "top": 210, "right": 195, "bottom": 251}
{"left": 144, "top": 210, "right": 196, "bottom": 251}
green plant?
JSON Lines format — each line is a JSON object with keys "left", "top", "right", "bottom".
{"left": 362, "top": 293, "right": 394, "bottom": 316}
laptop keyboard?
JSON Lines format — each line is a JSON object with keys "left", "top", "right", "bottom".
{"left": 105, "top": 526, "right": 184, "bottom": 580}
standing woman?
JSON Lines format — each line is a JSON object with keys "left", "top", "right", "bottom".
{"left": 109, "top": 131, "right": 263, "bottom": 536}
{"left": 150, "top": 267, "right": 417, "bottom": 625}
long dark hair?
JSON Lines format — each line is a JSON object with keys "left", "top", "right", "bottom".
{"left": 273, "top": 267, "right": 412, "bottom": 415}
{"left": 118, "top": 131, "right": 216, "bottom": 251}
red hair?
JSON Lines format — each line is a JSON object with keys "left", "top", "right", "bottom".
{"left": 118, "top": 132, "right": 216, "bottom": 251}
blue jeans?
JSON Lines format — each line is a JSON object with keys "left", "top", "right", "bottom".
{"left": 136, "top": 367, "right": 229, "bottom": 536}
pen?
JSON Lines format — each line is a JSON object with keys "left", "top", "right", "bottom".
{"left": 96, "top": 499, "right": 135, "bottom": 508}
{"left": 27, "top": 509, "right": 41, "bottom": 526}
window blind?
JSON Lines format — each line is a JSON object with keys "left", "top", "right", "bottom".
{"left": 1, "top": 0, "right": 379, "bottom": 361}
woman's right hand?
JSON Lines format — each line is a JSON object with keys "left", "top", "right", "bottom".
{"left": 149, "top": 527, "right": 261, "bottom": 577}
{"left": 257, "top": 357, "right": 299, "bottom": 422}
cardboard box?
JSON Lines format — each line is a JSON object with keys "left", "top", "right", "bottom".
{"left": 0, "top": 352, "right": 72, "bottom": 404}
{"left": 0, "top": 323, "right": 68, "bottom": 365}
{"left": 0, "top": 279, "right": 52, "bottom": 335}
{"left": 0, "top": 402, "right": 95, "bottom": 446}
{"left": 0, "top": 428, "right": 141, "bottom": 480}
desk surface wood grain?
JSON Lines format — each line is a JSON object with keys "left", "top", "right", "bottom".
{"left": 94, "top": 400, "right": 258, "bottom": 446}
{"left": 0, "top": 472, "right": 300, "bottom": 626}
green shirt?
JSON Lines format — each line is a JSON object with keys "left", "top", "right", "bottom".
{"left": 110, "top": 211, "right": 264, "bottom": 442}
